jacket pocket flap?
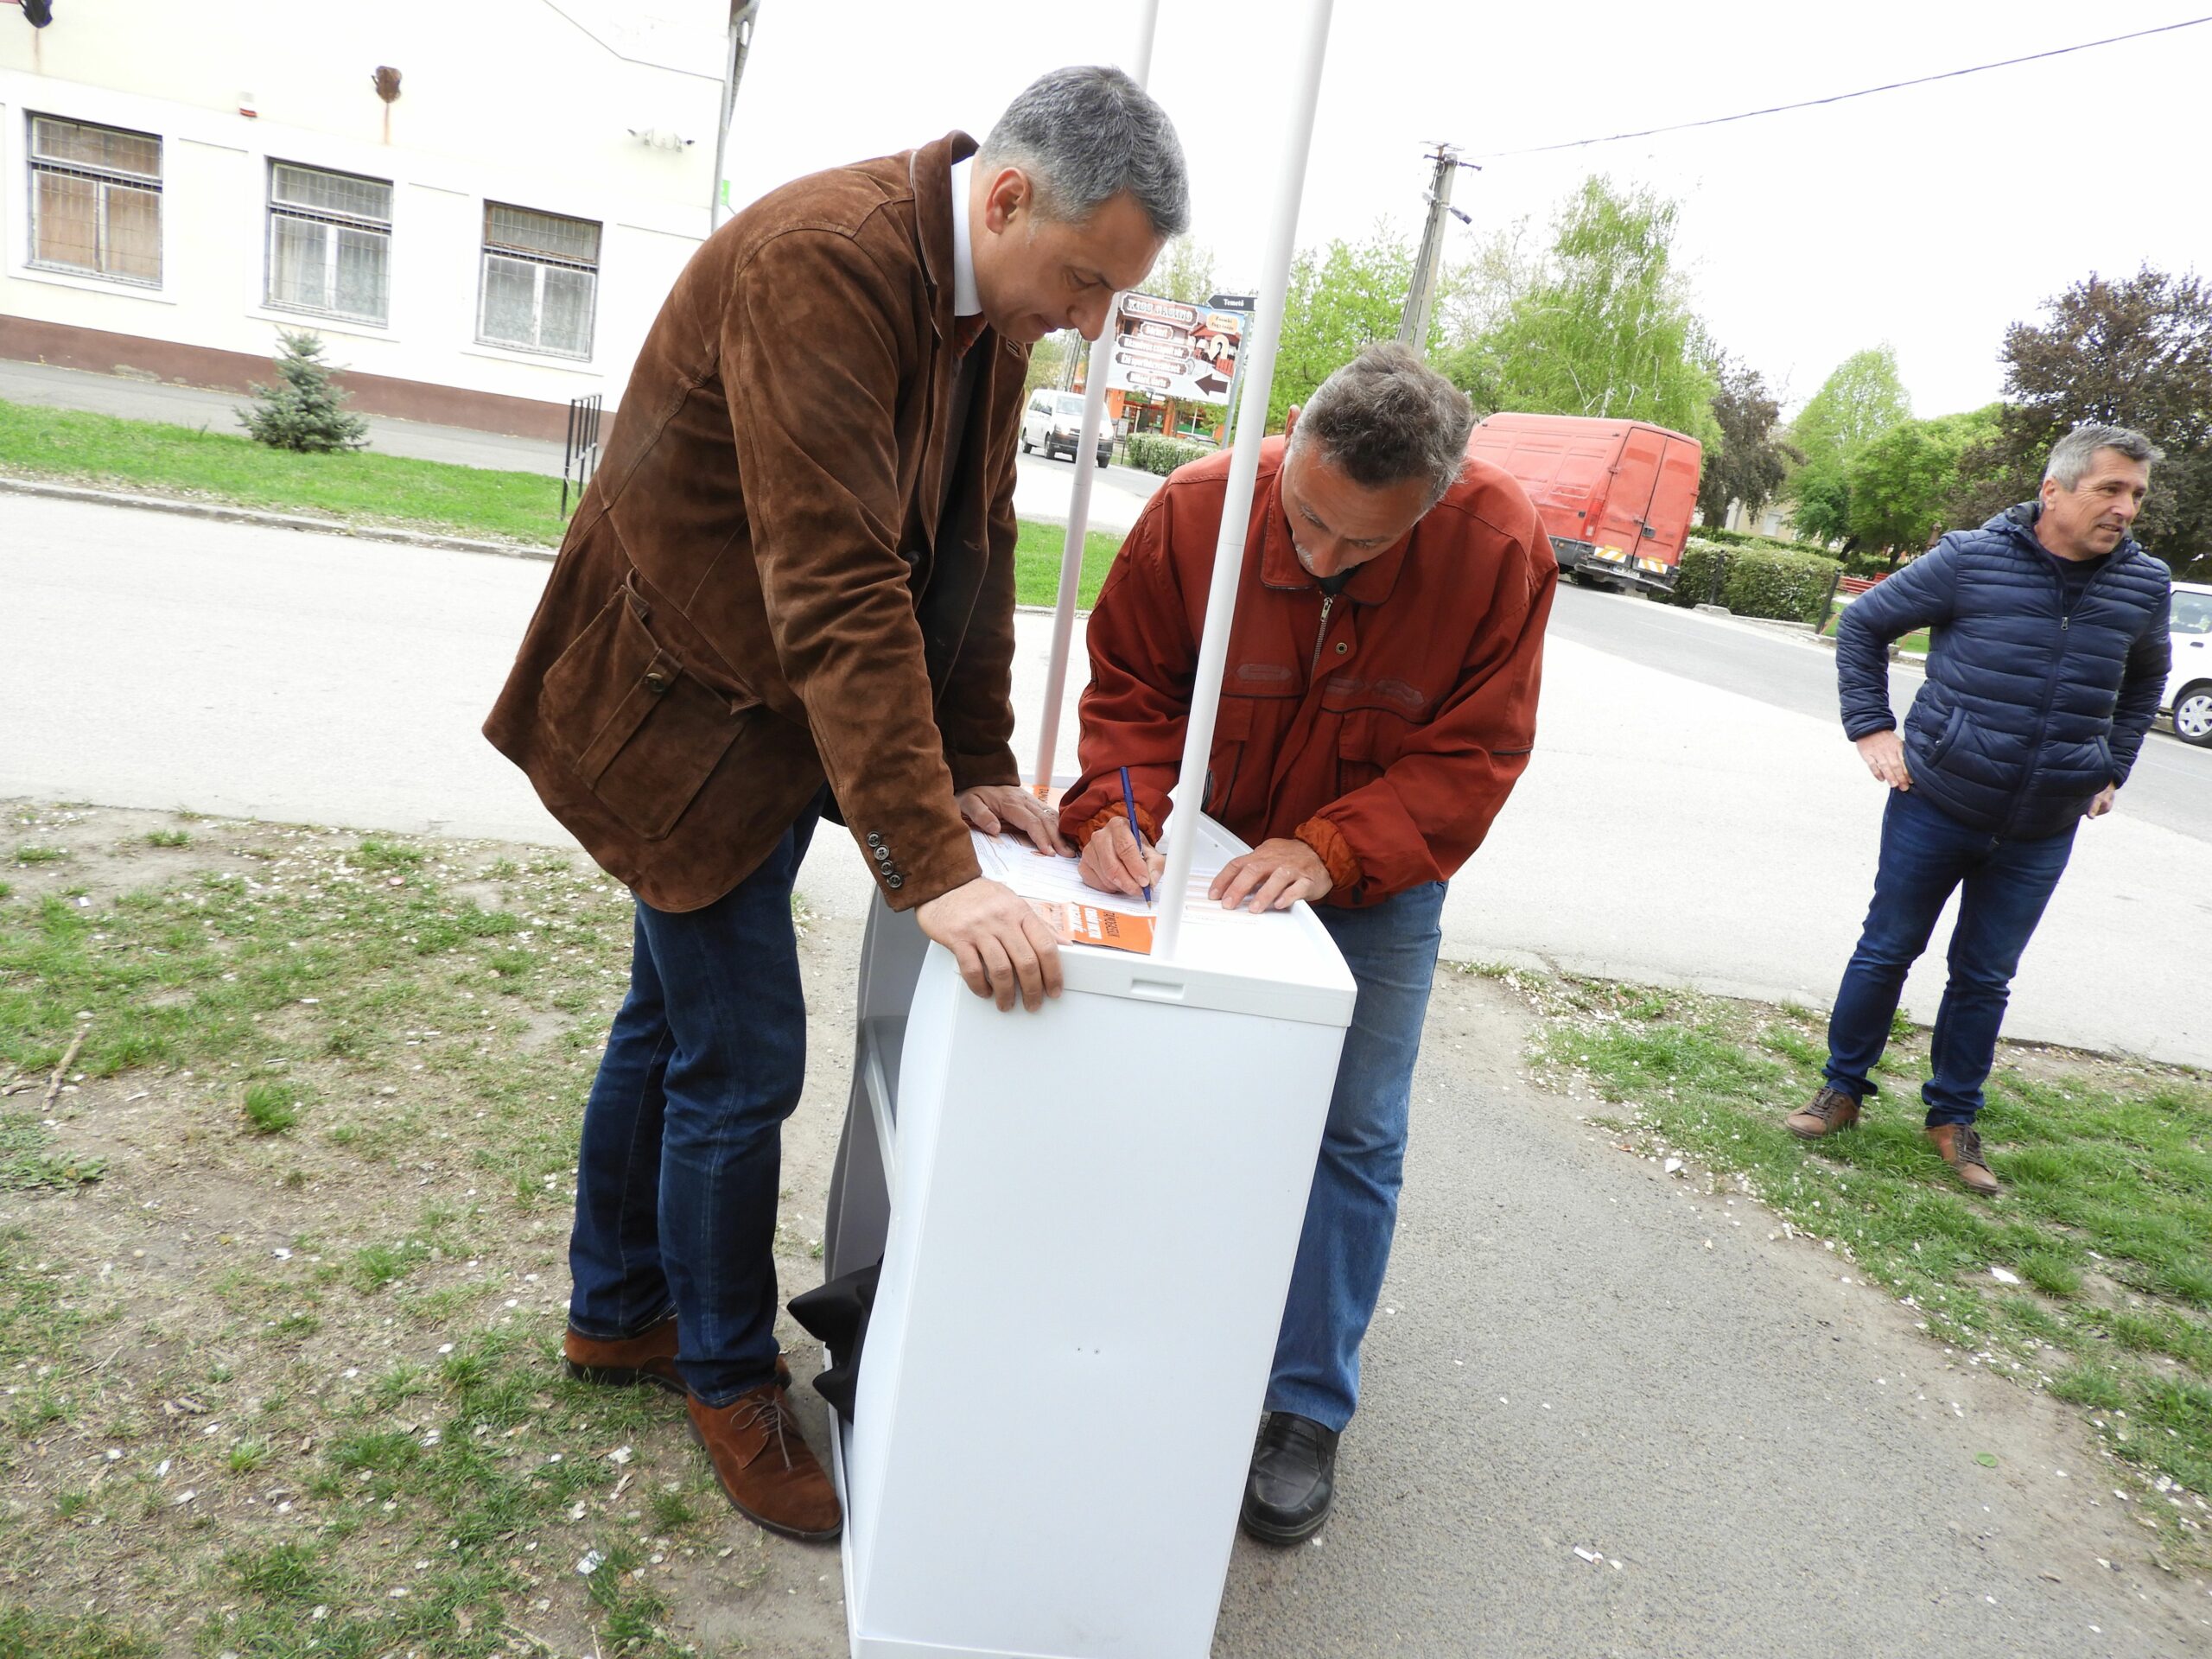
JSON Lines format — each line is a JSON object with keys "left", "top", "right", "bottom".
{"left": 540, "top": 581, "right": 749, "bottom": 842}
{"left": 1338, "top": 708, "right": 1409, "bottom": 766}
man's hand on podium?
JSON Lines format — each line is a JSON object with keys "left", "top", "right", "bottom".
{"left": 955, "top": 785, "right": 1073, "bottom": 855}
{"left": 917, "top": 877, "right": 1065, "bottom": 1012}
{"left": 1211, "top": 837, "right": 1332, "bottom": 912}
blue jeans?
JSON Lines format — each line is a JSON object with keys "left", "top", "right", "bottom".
{"left": 1825, "top": 789, "right": 2075, "bottom": 1127}
{"left": 1267, "top": 881, "right": 1447, "bottom": 1433}
{"left": 566, "top": 798, "right": 822, "bottom": 1406}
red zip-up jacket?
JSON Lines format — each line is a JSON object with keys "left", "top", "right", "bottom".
{"left": 1058, "top": 437, "right": 1556, "bottom": 907}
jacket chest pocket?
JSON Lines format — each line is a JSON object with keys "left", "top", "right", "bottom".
{"left": 540, "top": 579, "right": 753, "bottom": 842}
{"left": 1336, "top": 709, "right": 1407, "bottom": 796}
{"left": 1208, "top": 696, "right": 1261, "bottom": 815}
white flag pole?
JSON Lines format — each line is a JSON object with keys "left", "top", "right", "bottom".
{"left": 1030, "top": 0, "right": 1161, "bottom": 793}
{"left": 1150, "top": 0, "right": 1335, "bottom": 961}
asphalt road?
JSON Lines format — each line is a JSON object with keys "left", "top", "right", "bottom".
{"left": 2, "top": 490, "right": 2202, "bottom": 1068}
{"left": 1546, "top": 584, "right": 2212, "bottom": 843}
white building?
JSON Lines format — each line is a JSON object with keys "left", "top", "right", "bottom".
{"left": 1, "top": 2, "right": 751, "bottom": 438}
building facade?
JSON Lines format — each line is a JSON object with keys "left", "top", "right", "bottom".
{"left": 1, "top": 2, "right": 743, "bottom": 437}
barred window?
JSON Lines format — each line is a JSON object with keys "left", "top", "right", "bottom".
{"left": 28, "top": 114, "right": 162, "bottom": 285}
{"left": 477, "top": 203, "right": 600, "bottom": 359}
{"left": 265, "top": 161, "right": 391, "bottom": 325}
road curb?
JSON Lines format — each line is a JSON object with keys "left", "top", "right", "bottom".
{"left": 1694, "top": 604, "right": 1817, "bottom": 636}
{"left": 0, "top": 474, "right": 559, "bottom": 563}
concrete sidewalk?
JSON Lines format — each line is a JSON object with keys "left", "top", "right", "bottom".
{"left": 750, "top": 912, "right": 2212, "bottom": 1656}
{"left": 0, "top": 356, "right": 570, "bottom": 476}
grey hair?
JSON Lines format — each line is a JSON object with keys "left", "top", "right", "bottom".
{"left": 2044, "top": 423, "right": 2162, "bottom": 487}
{"left": 978, "top": 66, "right": 1191, "bottom": 238}
{"left": 1288, "top": 341, "right": 1476, "bottom": 505}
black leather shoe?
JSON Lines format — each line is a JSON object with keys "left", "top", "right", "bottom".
{"left": 1240, "top": 1411, "right": 1339, "bottom": 1544}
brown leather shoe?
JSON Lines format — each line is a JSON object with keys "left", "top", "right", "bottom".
{"left": 563, "top": 1316, "right": 789, "bottom": 1396}
{"left": 687, "top": 1383, "right": 842, "bottom": 1541}
{"left": 1784, "top": 1085, "right": 1860, "bottom": 1140}
{"left": 1927, "top": 1122, "right": 2000, "bottom": 1194}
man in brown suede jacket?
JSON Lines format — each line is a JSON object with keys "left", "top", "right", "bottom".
{"left": 485, "top": 67, "right": 1186, "bottom": 1542}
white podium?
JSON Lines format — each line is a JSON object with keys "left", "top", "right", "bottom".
{"left": 820, "top": 813, "right": 1356, "bottom": 1659}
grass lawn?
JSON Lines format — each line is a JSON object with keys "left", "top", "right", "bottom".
{"left": 1823, "top": 598, "right": 1929, "bottom": 654}
{"left": 1012, "top": 517, "right": 1122, "bottom": 610}
{"left": 1497, "top": 966, "right": 2212, "bottom": 1553}
{"left": 0, "top": 804, "right": 823, "bottom": 1657}
{"left": 0, "top": 398, "right": 1124, "bottom": 607}
{"left": 0, "top": 399, "right": 571, "bottom": 547}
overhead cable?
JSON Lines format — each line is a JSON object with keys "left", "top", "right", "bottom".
{"left": 1473, "top": 15, "right": 2212, "bottom": 160}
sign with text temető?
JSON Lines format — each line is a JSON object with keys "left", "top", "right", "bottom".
{"left": 1106, "top": 292, "right": 1243, "bottom": 404}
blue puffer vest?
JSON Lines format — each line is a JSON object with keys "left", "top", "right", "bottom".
{"left": 1836, "top": 504, "right": 2172, "bottom": 839}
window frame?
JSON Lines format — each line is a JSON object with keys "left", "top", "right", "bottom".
{"left": 474, "top": 200, "right": 601, "bottom": 361}
{"left": 263, "top": 159, "right": 394, "bottom": 327}
{"left": 25, "top": 111, "right": 164, "bottom": 288}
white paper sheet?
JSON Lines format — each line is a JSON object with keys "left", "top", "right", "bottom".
{"left": 969, "top": 829, "right": 1256, "bottom": 929}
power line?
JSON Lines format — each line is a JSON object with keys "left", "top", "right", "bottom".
{"left": 1472, "top": 15, "right": 2212, "bottom": 160}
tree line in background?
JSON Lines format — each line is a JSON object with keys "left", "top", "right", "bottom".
{"left": 1076, "top": 180, "right": 2207, "bottom": 580}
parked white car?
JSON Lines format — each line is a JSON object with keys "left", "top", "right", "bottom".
{"left": 1020, "top": 390, "right": 1112, "bottom": 466}
{"left": 2165, "top": 579, "right": 2212, "bottom": 747}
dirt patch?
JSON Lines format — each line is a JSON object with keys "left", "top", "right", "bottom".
{"left": 0, "top": 801, "right": 855, "bottom": 1658}
{"left": 5, "top": 803, "right": 2204, "bottom": 1657}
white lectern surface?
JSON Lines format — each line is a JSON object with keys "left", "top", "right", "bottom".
{"left": 823, "top": 813, "right": 1356, "bottom": 1659}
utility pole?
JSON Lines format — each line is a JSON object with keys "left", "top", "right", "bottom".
{"left": 709, "top": 2, "right": 761, "bottom": 235}
{"left": 1397, "top": 143, "right": 1476, "bottom": 354}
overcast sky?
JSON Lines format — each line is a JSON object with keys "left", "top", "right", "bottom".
{"left": 722, "top": 1, "right": 2212, "bottom": 421}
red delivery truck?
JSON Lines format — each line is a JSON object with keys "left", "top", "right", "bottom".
{"left": 1467, "top": 413, "right": 1704, "bottom": 597}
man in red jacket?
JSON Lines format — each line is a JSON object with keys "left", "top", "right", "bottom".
{"left": 1060, "top": 342, "right": 1555, "bottom": 1542}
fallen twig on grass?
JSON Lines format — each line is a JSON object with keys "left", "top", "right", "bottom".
{"left": 42, "top": 1027, "right": 88, "bottom": 1109}
{"left": 67, "top": 1342, "right": 130, "bottom": 1381}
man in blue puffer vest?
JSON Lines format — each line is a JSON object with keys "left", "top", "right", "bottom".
{"left": 1784, "top": 425, "right": 2173, "bottom": 1193}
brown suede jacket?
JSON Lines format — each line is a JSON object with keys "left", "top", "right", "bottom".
{"left": 485, "top": 132, "right": 1026, "bottom": 912}
{"left": 1059, "top": 438, "right": 1556, "bottom": 907}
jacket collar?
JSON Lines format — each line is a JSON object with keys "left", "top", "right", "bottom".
{"left": 907, "top": 130, "right": 977, "bottom": 335}
{"left": 1255, "top": 437, "right": 1415, "bottom": 606}
{"left": 1994, "top": 499, "right": 2144, "bottom": 569}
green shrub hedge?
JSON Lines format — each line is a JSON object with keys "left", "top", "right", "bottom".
{"left": 1123, "top": 433, "right": 1211, "bottom": 476}
{"left": 1840, "top": 548, "right": 1899, "bottom": 578}
{"left": 1688, "top": 523, "right": 1831, "bottom": 557}
{"left": 1673, "top": 537, "right": 1842, "bottom": 624}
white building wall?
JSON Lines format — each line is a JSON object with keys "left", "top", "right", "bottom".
{"left": 0, "top": 1, "right": 728, "bottom": 423}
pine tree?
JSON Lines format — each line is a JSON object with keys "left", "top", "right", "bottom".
{"left": 239, "top": 330, "right": 369, "bottom": 453}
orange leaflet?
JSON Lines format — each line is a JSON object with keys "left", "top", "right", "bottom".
{"left": 1025, "top": 899, "right": 1155, "bottom": 956}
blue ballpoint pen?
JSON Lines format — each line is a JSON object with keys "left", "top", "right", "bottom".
{"left": 1118, "top": 765, "right": 1153, "bottom": 904}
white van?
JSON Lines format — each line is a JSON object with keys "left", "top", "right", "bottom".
{"left": 2164, "top": 579, "right": 2212, "bottom": 747}
{"left": 1020, "top": 390, "right": 1112, "bottom": 466}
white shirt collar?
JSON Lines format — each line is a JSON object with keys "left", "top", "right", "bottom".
{"left": 949, "top": 156, "right": 979, "bottom": 319}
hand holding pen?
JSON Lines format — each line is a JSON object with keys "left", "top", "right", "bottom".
{"left": 1076, "top": 769, "right": 1167, "bottom": 900}
{"left": 1120, "top": 766, "right": 1153, "bottom": 904}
